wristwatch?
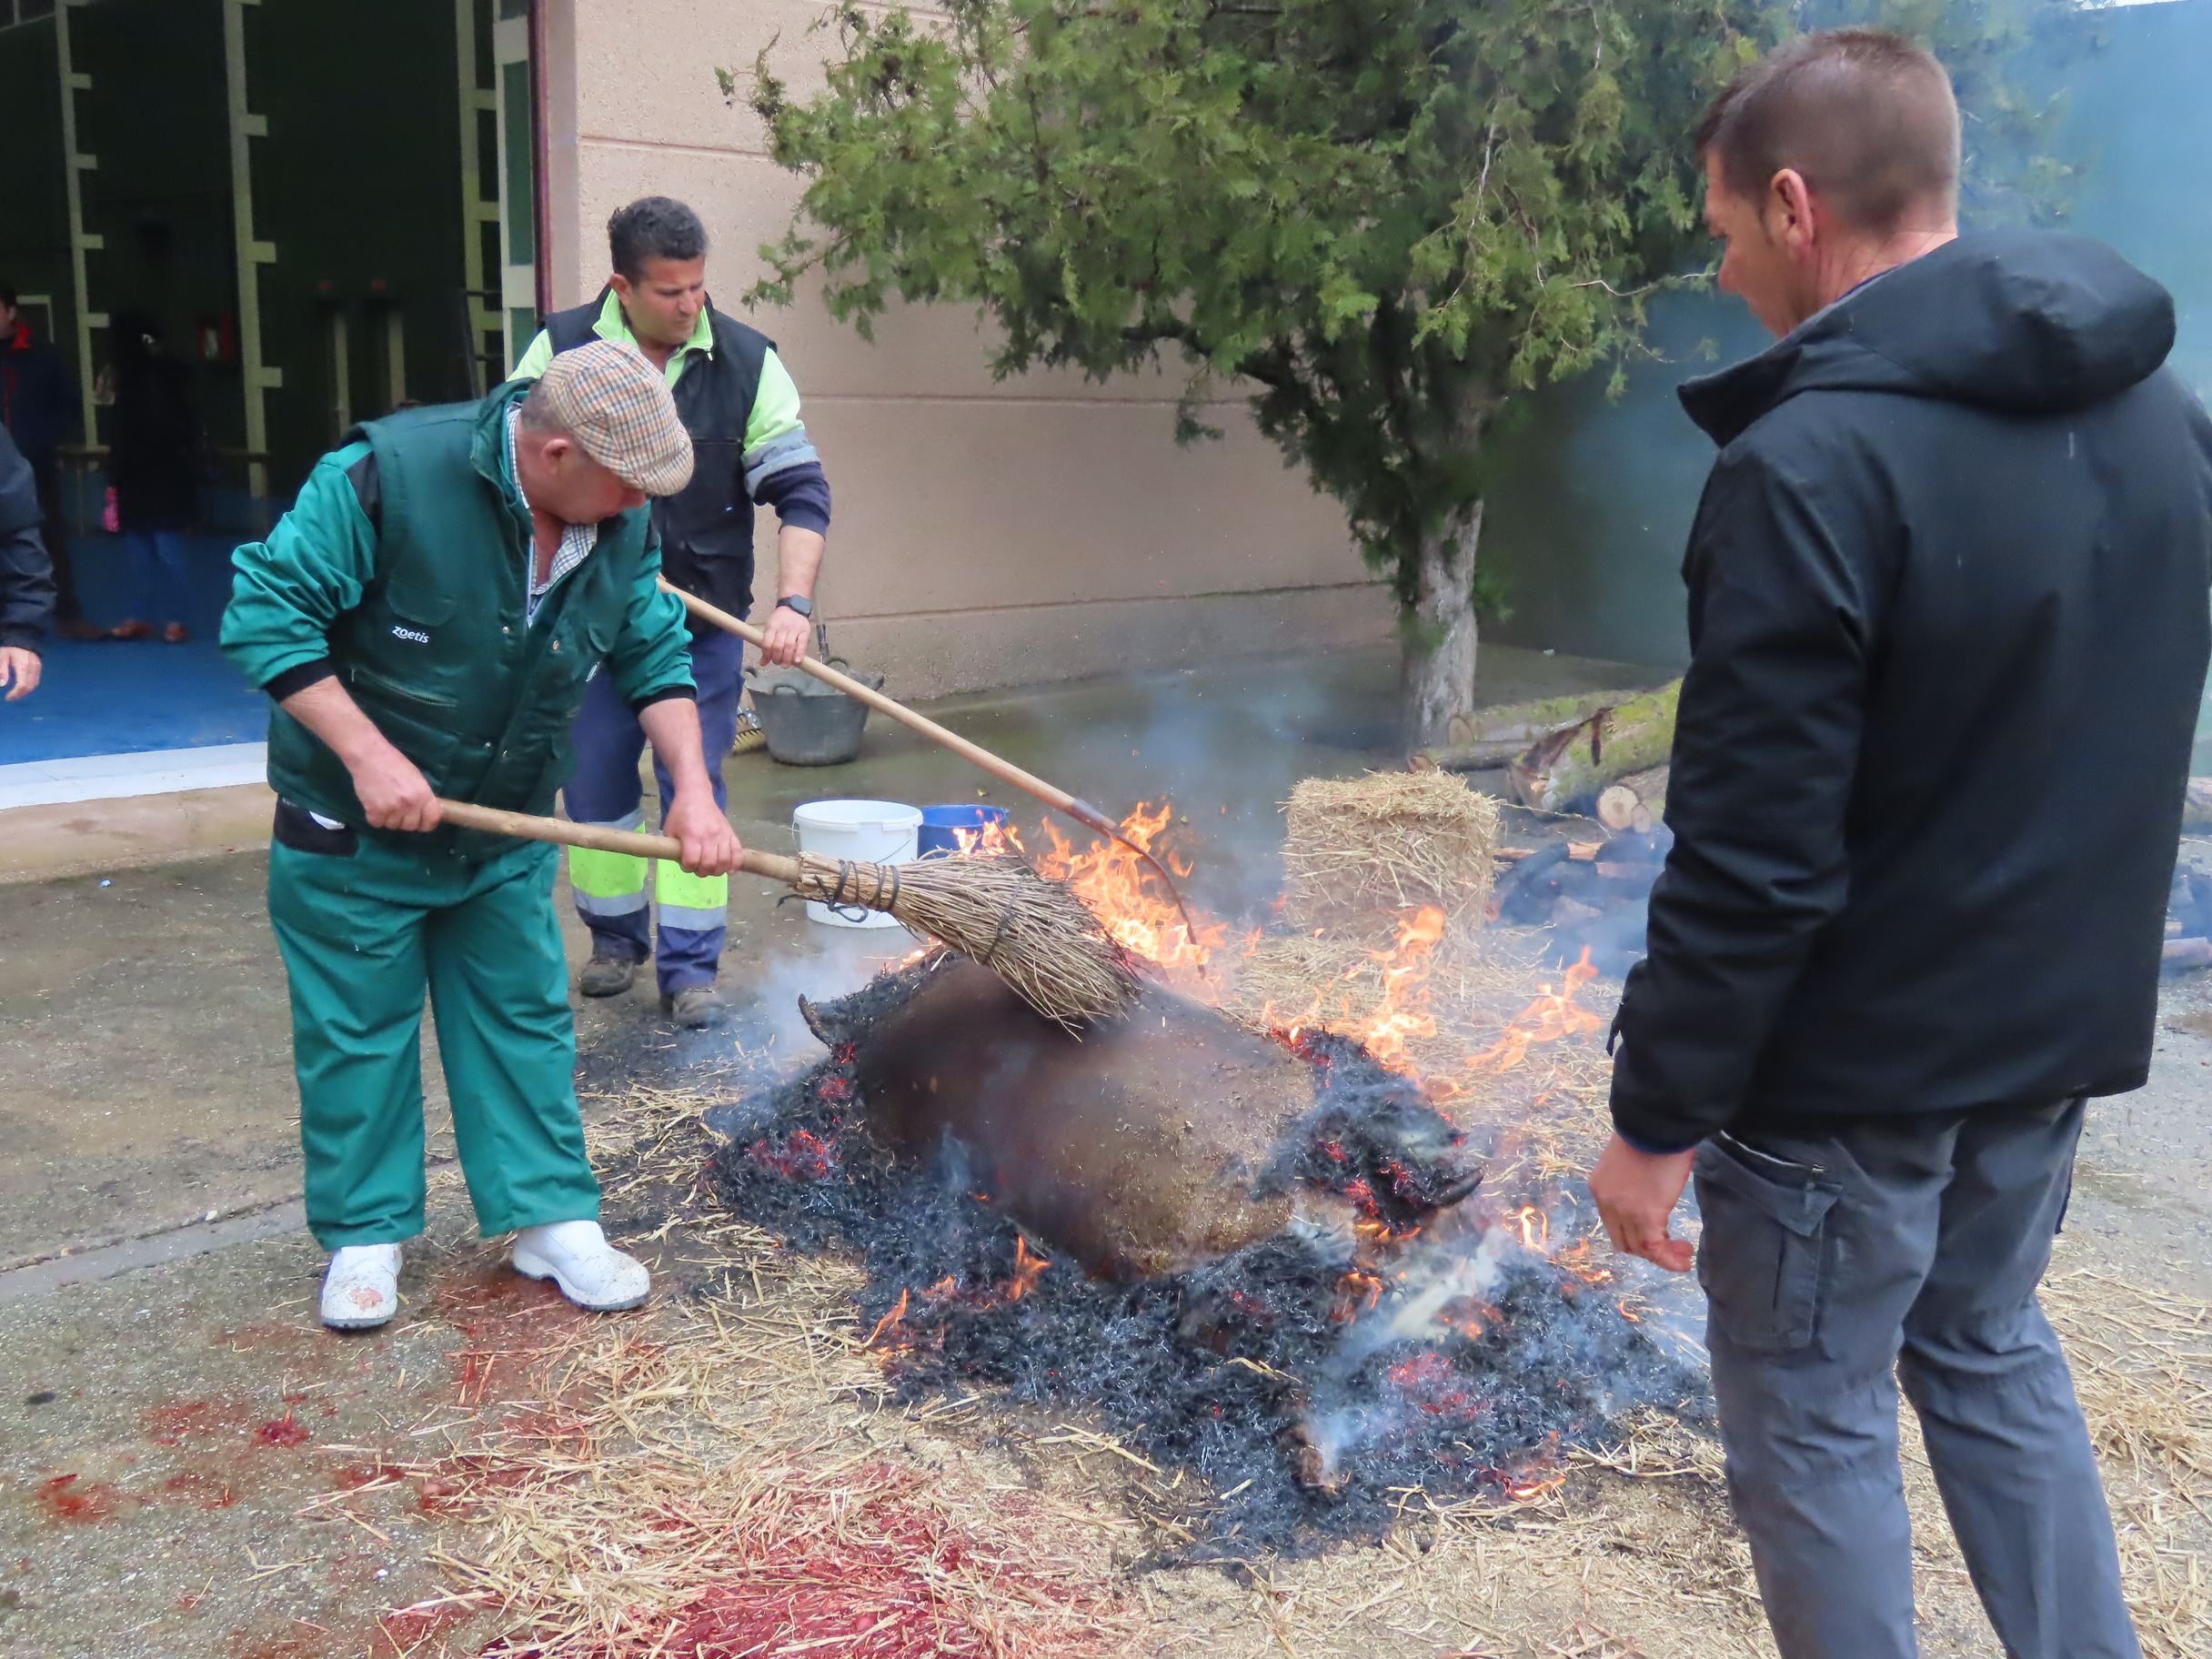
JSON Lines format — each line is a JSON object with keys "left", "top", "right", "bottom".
{"left": 775, "top": 595, "right": 813, "bottom": 618}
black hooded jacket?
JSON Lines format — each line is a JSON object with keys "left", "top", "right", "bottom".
{"left": 1610, "top": 231, "right": 2212, "bottom": 1151}
{"left": 0, "top": 421, "right": 55, "bottom": 651}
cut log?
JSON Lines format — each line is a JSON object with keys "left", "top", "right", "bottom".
{"left": 1511, "top": 682, "right": 1683, "bottom": 813}
{"left": 2185, "top": 778, "right": 2212, "bottom": 832}
{"left": 1595, "top": 766, "right": 1670, "bottom": 834}
{"left": 1430, "top": 686, "right": 1661, "bottom": 752}
{"left": 1414, "top": 736, "right": 1542, "bottom": 773}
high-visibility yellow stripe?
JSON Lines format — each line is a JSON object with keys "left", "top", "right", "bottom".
{"left": 569, "top": 843, "right": 648, "bottom": 902}
{"left": 655, "top": 860, "right": 727, "bottom": 917}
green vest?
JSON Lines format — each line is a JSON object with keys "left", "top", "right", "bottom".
{"left": 266, "top": 387, "right": 652, "bottom": 861}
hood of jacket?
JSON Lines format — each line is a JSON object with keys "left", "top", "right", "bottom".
{"left": 1679, "top": 229, "right": 2177, "bottom": 447}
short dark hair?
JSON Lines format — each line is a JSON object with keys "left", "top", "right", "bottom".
{"left": 1696, "top": 29, "right": 1960, "bottom": 234}
{"left": 517, "top": 377, "right": 567, "bottom": 436}
{"left": 0, "top": 286, "right": 16, "bottom": 310}
{"left": 608, "top": 196, "right": 708, "bottom": 280}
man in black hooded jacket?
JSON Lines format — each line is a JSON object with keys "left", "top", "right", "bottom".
{"left": 1585, "top": 29, "right": 2212, "bottom": 1659}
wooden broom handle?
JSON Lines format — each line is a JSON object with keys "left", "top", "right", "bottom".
{"left": 435, "top": 798, "right": 802, "bottom": 885}
{"left": 659, "top": 578, "right": 1127, "bottom": 844}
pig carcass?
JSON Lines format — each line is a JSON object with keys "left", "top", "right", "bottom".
{"left": 801, "top": 957, "right": 1481, "bottom": 1281}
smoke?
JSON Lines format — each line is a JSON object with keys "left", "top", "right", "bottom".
{"left": 698, "top": 923, "right": 927, "bottom": 1137}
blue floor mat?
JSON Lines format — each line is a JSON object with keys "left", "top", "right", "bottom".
{"left": 0, "top": 532, "right": 266, "bottom": 764}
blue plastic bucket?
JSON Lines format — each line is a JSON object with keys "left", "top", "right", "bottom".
{"left": 917, "top": 803, "right": 1011, "bottom": 857}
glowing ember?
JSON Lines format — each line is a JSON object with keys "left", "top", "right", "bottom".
{"left": 1334, "top": 1267, "right": 1386, "bottom": 1319}
{"left": 1505, "top": 1469, "right": 1569, "bottom": 1503}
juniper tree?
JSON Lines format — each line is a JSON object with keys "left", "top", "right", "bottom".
{"left": 739, "top": 1, "right": 2069, "bottom": 744}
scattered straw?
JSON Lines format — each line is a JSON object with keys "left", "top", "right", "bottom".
{"left": 397, "top": 917, "right": 2208, "bottom": 1659}
{"left": 415, "top": 1282, "right": 1132, "bottom": 1657}
{"left": 1282, "top": 771, "right": 1502, "bottom": 941}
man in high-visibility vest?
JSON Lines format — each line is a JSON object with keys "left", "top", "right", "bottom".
{"left": 222, "top": 341, "right": 742, "bottom": 1330}
{"left": 513, "top": 196, "right": 832, "bottom": 1029}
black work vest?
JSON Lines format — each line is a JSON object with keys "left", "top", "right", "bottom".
{"left": 266, "top": 387, "right": 653, "bottom": 860}
{"left": 545, "top": 292, "right": 771, "bottom": 623}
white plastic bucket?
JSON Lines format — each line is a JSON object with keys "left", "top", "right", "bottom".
{"left": 790, "top": 799, "right": 924, "bottom": 929}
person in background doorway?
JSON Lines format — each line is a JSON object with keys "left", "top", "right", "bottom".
{"left": 512, "top": 196, "right": 833, "bottom": 1029}
{"left": 0, "top": 420, "right": 55, "bottom": 700}
{"left": 1585, "top": 30, "right": 2212, "bottom": 1659}
{"left": 0, "top": 286, "right": 93, "bottom": 642}
{"left": 106, "top": 313, "right": 202, "bottom": 644}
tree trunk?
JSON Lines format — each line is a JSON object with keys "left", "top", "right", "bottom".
{"left": 1401, "top": 504, "right": 1483, "bottom": 752}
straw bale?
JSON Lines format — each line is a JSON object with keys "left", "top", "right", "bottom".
{"left": 1282, "top": 770, "right": 1501, "bottom": 940}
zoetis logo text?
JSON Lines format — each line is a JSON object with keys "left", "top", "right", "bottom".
{"left": 390, "top": 625, "right": 430, "bottom": 645}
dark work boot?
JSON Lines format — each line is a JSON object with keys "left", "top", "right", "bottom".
{"left": 578, "top": 955, "right": 639, "bottom": 999}
{"left": 660, "top": 986, "right": 726, "bottom": 1029}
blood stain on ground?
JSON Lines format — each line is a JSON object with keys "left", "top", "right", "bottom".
{"left": 414, "top": 1475, "right": 463, "bottom": 1515}
{"left": 35, "top": 1473, "right": 124, "bottom": 1524}
{"left": 254, "top": 1413, "right": 312, "bottom": 1448}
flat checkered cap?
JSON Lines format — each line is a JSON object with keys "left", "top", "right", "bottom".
{"left": 535, "top": 338, "right": 694, "bottom": 496}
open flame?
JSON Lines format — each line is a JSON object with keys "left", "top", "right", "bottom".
{"left": 862, "top": 1289, "right": 910, "bottom": 1350}
{"left": 1007, "top": 1235, "right": 1050, "bottom": 1302}
{"left": 1469, "top": 950, "right": 1604, "bottom": 1071}
{"left": 1350, "top": 906, "right": 1445, "bottom": 1070}
{"left": 950, "top": 818, "right": 1021, "bottom": 857}
{"left": 945, "top": 799, "right": 1225, "bottom": 982}
{"left": 1031, "top": 800, "right": 1224, "bottom": 978}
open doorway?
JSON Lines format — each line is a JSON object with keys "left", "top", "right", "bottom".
{"left": 0, "top": 0, "right": 543, "bottom": 782}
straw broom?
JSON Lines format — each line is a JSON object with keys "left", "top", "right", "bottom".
{"left": 434, "top": 799, "right": 1141, "bottom": 1028}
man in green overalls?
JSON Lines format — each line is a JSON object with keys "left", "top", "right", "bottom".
{"left": 222, "top": 341, "right": 741, "bottom": 1331}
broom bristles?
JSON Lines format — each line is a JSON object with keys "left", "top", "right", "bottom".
{"left": 789, "top": 850, "right": 1142, "bottom": 1028}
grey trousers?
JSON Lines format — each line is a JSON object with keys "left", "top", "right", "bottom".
{"left": 1695, "top": 1100, "right": 2138, "bottom": 1659}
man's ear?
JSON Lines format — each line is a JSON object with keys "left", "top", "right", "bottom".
{"left": 608, "top": 271, "right": 633, "bottom": 306}
{"left": 1759, "top": 168, "right": 1814, "bottom": 261}
{"left": 539, "top": 433, "right": 574, "bottom": 469}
